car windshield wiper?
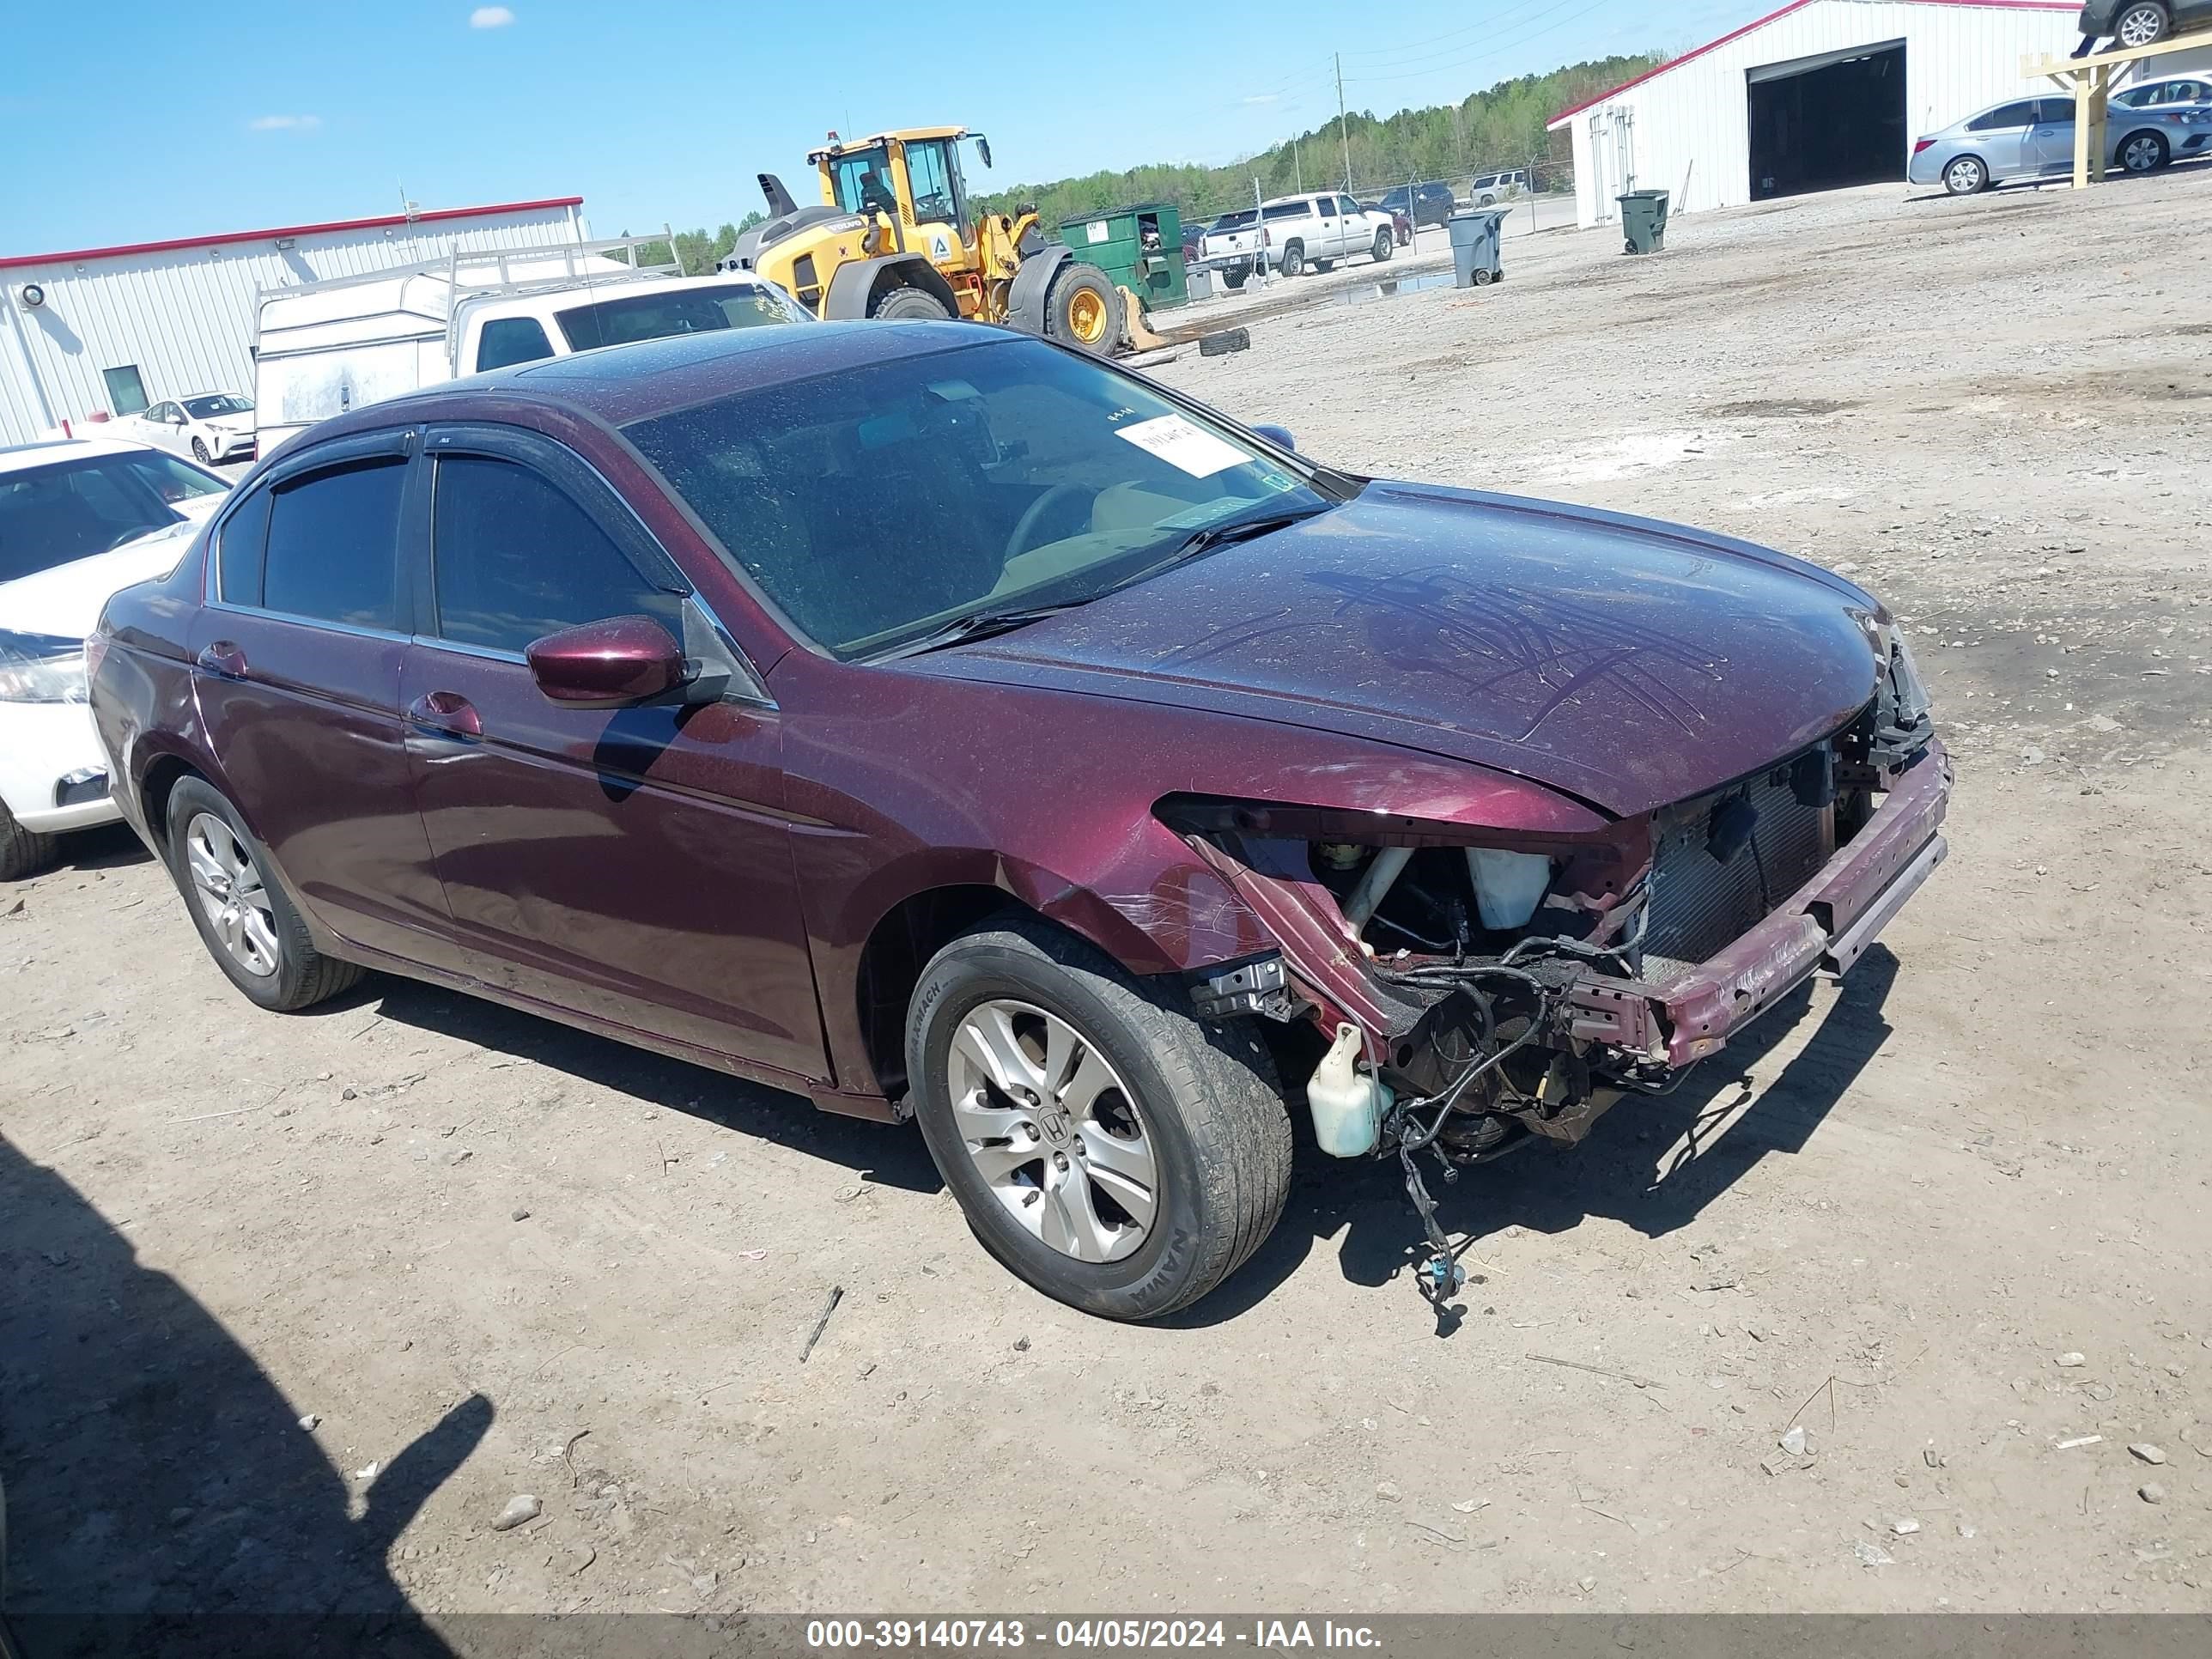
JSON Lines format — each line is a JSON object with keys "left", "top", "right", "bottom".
{"left": 1110, "top": 504, "right": 1328, "bottom": 592}
{"left": 870, "top": 599, "right": 1092, "bottom": 660}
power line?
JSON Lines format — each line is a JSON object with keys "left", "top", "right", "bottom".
{"left": 1345, "top": 0, "right": 1623, "bottom": 87}
{"left": 1335, "top": 1, "right": 1561, "bottom": 68}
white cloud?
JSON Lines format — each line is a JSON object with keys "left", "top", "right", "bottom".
{"left": 249, "top": 114, "right": 322, "bottom": 131}
{"left": 1241, "top": 93, "right": 1279, "bottom": 105}
{"left": 470, "top": 5, "right": 516, "bottom": 26}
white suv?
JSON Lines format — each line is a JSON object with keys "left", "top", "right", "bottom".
{"left": 0, "top": 439, "right": 229, "bottom": 878}
{"left": 1469, "top": 169, "right": 1530, "bottom": 205}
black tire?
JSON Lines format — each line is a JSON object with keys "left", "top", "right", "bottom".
{"left": 1278, "top": 241, "right": 1304, "bottom": 278}
{"left": 1311, "top": 259, "right": 1334, "bottom": 273}
{"left": 1223, "top": 270, "right": 1248, "bottom": 290}
{"left": 1479, "top": 193, "right": 1497, "bottom": 207}
{"left": 1042, "top": 261, "right": 1123, "bottom": 354}
{"left": 871, "top": 286, "right": 952, "bottom": 321}
{"left": 2116, "top": 1, "right": 2169, "bottom": 46}
{"left": 1371, "top": 229, "right": 1394, "bottom": 264}
{"left": 906, "top": 915, "right": 1292, "bottom": 1322}
{"left": 165, "top": 776, "right": 363, "bottom": 1012}
{"left": 1473, "top": 267, "right": 1495, "bottom": 287}
{"left": 190, "top": 437, "right": 211, "bottom": 463}
{"left": 1942, "top": 154, "right": 1989, "bottom": 196}
{"left": 2118, "top": 130, "right": 2169, "bottom": 173}
{"left": 1625, "top": 238, "right": 1638, "bottom": 254}
{"left": 0, "top": 802, "right": 56, "bottom": 882}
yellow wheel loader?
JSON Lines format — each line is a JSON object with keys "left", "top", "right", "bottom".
{"left": 720, "top": 126, "right": 1165, "bottom": 354}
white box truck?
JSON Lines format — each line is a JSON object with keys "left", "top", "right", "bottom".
{"left": 251, "top": 236, "right": 807, "bottom": 453}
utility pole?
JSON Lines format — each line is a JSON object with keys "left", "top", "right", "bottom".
{"left": 1294, "top": 140, "right": 1303, "bottom": 195}
{"left": 1335, "top": 52, "right": 1352, "bottom": 191}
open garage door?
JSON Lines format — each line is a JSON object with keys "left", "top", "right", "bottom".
{"left": 1747, "top": 40, "right": 1906, "bottom": 200}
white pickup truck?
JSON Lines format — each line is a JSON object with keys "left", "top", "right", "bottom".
{"left": 251, "top": 238, "right": 806, "bottom": 453}
{"left": 1196, "top": 193, "right": 1396, "bottom": 289}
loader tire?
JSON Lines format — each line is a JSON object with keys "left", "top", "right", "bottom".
{"left": 872, "top": 286, "right": 952, "bottom": 320}
{"left": 1044, "top": 262, "right": 1122, "bottom": 355}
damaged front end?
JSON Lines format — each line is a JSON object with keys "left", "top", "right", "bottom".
{"left": 1171, "top": 629, "right": 1948, "bottom": 1300}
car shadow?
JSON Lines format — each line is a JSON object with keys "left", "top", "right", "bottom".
{"left": 45, "top": 822, "right": 153, "bottom": 876}
{"left": 1171, "top": 947, "right": 1900, "bottom": 1332}
{"left": 0, "top": 1134, "right": 480, "bottom": 1656}
{"left": 359, "top": 977, "right": 944, "bottom": 1195}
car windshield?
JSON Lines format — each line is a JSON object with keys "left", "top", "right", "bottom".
{"left": 184, "top": 394, "right": 252, "bottom": 418}
{"left": 555, "top": 283, "right": 807, "bottom": 352}
{"left": 624, "top": 337, "right": 1335, "bottom": 660}
{"left": 0, "top": 450, "right": 225, "bottom": 582}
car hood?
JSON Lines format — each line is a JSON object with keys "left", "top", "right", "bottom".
{"left": 915, "top": 482, "right": 1885, "bottom": 817}
{"left": 0, "top": 501, "right": 216, "bottom": 639}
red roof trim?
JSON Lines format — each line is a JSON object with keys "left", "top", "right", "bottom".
{"left": 1547, "top": 0, "right": 2081, "bottom": 126}
{"left": 0, "top": 197, "right": 586, "bottom": 272}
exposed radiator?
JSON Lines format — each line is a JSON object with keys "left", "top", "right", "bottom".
{"left": 1640, "top": 753, "right": 1835, "bottom": 984}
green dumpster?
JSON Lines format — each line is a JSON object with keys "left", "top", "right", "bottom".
{"left": 1617, "top": 189, "right": 1669, "bottom": 255}
{"left": 1057, "top": 202, "right": 1188, "bottom": 310}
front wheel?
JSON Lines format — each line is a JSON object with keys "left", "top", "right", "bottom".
{"left": 1043, "top": 261, "right": 1122, "bottom": 353}
{"left": 1942, "top": 155, "right": 1989, "bottom": 195}
{"left": 872, "top": 286, "right": 952, "bottom": 320}
{"left": 2116, "top": 1, "right": 2170, "bottom": 46}
{"left": 190, "top": 437, "right": 211, "bottom": 463}
{"left": 1371, "top": 229, "right": 1394, "bottom": 264}
{"left": 2118, "top": 130, "right": 2169, "bottom": 173}
{"left": 907, "top": 916, "right": 1291, "bottom": 1321}
{"left": 166, "top": 776, "right": 363, "bottom": 1011}
{"left": 0, "top": 802, "right": 56, "bottom": 882}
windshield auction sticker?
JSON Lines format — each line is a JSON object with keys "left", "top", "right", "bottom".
{"left": 1115, "top": 414, "right": 1249, "bottom": 478}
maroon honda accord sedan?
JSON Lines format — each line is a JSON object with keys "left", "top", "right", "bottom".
{"left": 88, "top": 321, "right": 1948, "bottom": 1319}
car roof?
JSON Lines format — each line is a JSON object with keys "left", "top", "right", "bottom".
{"left": 0, "top": 435, "right": 152, "bottom": 475}
{"left": 319, "top": 319, "right": 1022, "bottom": 434}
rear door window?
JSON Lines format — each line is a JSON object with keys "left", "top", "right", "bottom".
{"left": 474, "top": 316, "right": 556, "bottom": 371}
{"left": 1968, "top": 102, "right": 2038, "bottom": 131}
{"left": 259, "top": 457, "right": 407, "bottom": 631}
{"left": 429, "top": 453, "right": 682, "bottom": 654}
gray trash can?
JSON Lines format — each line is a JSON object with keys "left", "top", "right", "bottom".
{"left": 1447, "top": 209, "right": 1509, "bottom": 288}
{"left": 1617, "top": 189, "right": 1670, "bottom": 254}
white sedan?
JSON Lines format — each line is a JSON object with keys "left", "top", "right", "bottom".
{"left": 125, "top": 391, "right": 258, "bottom": 465}
{"left": 1, "top": 438, "right": 229, "bottom": 878}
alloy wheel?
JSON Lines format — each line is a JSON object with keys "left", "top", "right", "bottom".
{"left": 2118, "top": 4, "right": 2166, "bottom": 46}
{"left": 2121, "top": 134, "right": 2163, "bottom": 171}
{"left": 946, "top": 999, "right": 1157, "bottom": 1263}
{"left": 185, "top": 812, "right": 279, "bottom": 977}
{"left": 1945, "top": 157, "right": 1984, "bottom": 193}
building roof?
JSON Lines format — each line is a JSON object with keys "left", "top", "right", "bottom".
{"left": 0, "top": 198, "right": 586, "bottom": 273}
{"left": 1547, "top": 0, "right": 2078, "bottom": 127}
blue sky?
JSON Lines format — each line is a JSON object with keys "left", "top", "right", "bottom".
{"left": 0, "top": 0, "right": 1746, "bottom": 254}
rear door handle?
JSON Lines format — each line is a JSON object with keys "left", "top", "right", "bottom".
{"left": 407, "top": 690, "right": 483, "bottom": 740}
{"left": 196, "top": 641, "right": 247, "bottom": 679}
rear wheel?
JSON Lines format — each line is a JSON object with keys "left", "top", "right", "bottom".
{"left": 907, "top": 915, "right": 1291, "bottom": 1321}
{"left": 1223, "top": 269, "right": 1248, "bottom": 290}
{"left": 1278, "top": 241, "right": 1305, "bottom": 278}
{"left": 166, "top": 776, "right": 363, "bottom": 1012}
{"left": 1371, "top": 229, "right": 1394, "bottom": 264}
{"left": 1311, "top": 258, "right": 1334, "bottom": 273}
{"left": 1942, "top": 154, "right": 1989, "bottom": 195}
{"left": 2118, "top": 130, "right": 2169, "bottom": 173}
{"left": 2116, "top": 2, "right": 2170, "bottom": 46}
{"left": 1043, "top": 261, "right": 1122, "bottom": 353}
{"left": 871, "top": 286, "right": 952, "bottom": 320}
{"left": 0, "top": 802, "right": 57, "bottom": 883}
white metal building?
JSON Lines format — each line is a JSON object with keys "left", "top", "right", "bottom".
{"left": 0, "top": 198, "right": 590, "bottom": 447}
{"left": 1548, "top": 0, "right": 2104, "bottom": 228}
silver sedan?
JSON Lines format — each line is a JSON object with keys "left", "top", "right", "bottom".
{"left": 1909, "top": 93, "right": 2212, "bottom": 193}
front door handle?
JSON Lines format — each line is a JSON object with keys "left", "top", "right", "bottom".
{"left": 407, "top": 690, "right": 483, "bottom": 740}
{"left": 196, "top": 641, "right": 247, "bottom": 679}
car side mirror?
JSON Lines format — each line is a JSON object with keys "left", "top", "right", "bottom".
{"left": 1250, "top": 423, "right": 1296, "bottom": 453}
{"left": 526, "top": 615, "right": 690, "bottom": 708}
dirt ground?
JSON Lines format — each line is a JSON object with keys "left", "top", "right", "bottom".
{"left": 5, "top": 172, "right": 2211, "bottom": 1631}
